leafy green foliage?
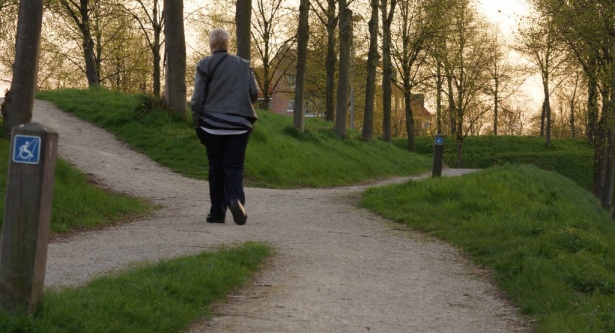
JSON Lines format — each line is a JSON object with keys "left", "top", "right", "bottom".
{"left": 362, "top": 165, "right": 615, "bottom": 332}
{"left": 0, "top": 242, "right": 271, "bottom": 333}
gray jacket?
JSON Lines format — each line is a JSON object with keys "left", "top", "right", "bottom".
{"left": 190, "top": 51, "right": 258, "bottom": 125}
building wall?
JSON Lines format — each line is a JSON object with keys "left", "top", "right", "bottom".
{"left": 269, "top": 71, "right": 294, "bottom": 115}
{"left": 270, "top": 90, "right": 293, "bottom": 115}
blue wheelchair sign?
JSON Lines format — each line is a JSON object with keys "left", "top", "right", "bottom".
{"left": 435, "top": 136, "right": 444, "bottom": 146}
{"left": 12, "top": 135, "right": 41, "bottom": 165}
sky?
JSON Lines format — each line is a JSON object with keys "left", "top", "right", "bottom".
{"left": 478, "top": 0, "right": 545, "bottom": 106}
{"left": 479, "top": 0, "right": 531, "bottom": 39}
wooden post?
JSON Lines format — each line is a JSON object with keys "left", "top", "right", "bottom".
{"left": 432, "top": 133, "right": 444, "bottom": 177}
{"left": 0, "top": 122, "right": 58, "bottom": 313}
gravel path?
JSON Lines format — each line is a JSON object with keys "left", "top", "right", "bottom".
{"left": 30, "top": 99, "right": 530, "bottom": 332}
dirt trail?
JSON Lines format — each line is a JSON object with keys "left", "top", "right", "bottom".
{"left": 30, "top": 99, "right": 530, "bottom": 332}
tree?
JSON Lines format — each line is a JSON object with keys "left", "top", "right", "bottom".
{"left": 103, "top": 13, "right": 152, "bottom": 93}
{"left": 251, "top": 0, "right": 295, "bottom": 110}
{"left": 41, "top": 0, "right": 152, "bottom": 92}
{"left": 391, "top": 0, "right": 443, "bottom": 151}
{"left": 236, "top": 0, "right": 252, "bottom": 60}
{"left": 120, "top": 0, "right": 164, "bottom": 97}
{"left": 428, "top": 33, "right": 446, "bottom": 134}
{"left": 484, "top": 28, "right": 526, "bottom": 136}
{"left": 334, "top": 0, "right": 352, "bottom": 137}
{"left": 554, "top": 67, "right": 585, "bottom": 139}
{"left": 55, "top": 0, "right": 100, "bottom": 87}
{"left": 293, "top": 0, "right": 309, "bottom": 131}
{"left": 515, "top": 13, "right": 567, "bottom": 147}
{"left": 312, "top": 0, "right": 337, "bottom": 122}
{"left": 531, "top": 0, "right": 615, "bottom": 211}
{"left": 361, "top": 0, "right": 378, "bottom": 141}
{"left": 297, "top": 10, "right": 340, "bottom": 119}
{"left": 381, "top": 0, "right": 397, "bottom": 142}
{"left": 440, "top": 0, "right": 491, "bottom": 166}
{"left": 163, "top": 0, "right": 186, "bottom": 115}
{"left": 2, "top": 0, "right": 44, "bottom": 135}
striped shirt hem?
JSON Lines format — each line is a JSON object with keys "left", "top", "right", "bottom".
{"left": 199, "top": 113, "right": 253, "bottom": 131}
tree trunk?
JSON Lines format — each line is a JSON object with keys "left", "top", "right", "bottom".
{"left": 2, "top": 0, "right": 44, "bottom": 136}
{"left": 153, "top": 34, "right": 161, "bottom": 97}
{"left": 493, "top": 78, "right": 499, "bottom": 135}
{"left": 163, "top": 0, "right": 186, "bottom": 115}
{"left": 456, "top": 139, "right": 463, "bottom": 168}
{"left": 587, "top": 72, "right": 598, "bottom": 144}
{"left": 447, "top": 73, "right": 455, "bottom": 136}
{"left": 436, "top": 60, "right": 443, "bottom": 134}
{"left": 604, "top": 96, "right": 615, "bottom": 210}
{"left": 334, "top": 4, "right": 351, "bottom": 138}
{"left": 593, "top": 124, "right": 607, "bottom": 199}
{"left": 81, "top": 0, "right": 98, "bottom": 86}
{"left": 362, "top": 0, "right": 378, "bottom": 142}
{"left": 405, "top": 92, "right": 415, "bottom": 151}
{"left": 602, "top": 135, "right": 614, "bottom": 210}
{"left": 324, "top": 0, "right": 337, "bottom": 122}
{"left": 544, "top": 88, "right": 552, "bottom": 147}
{"left": 293, "top": 0, "right": 309, "bottom": 131}
{"left": 539, "top": 102, "right": 545, "bottom": 137}
{"left": 594, "top": 97, "right": 611, "bottom": 201}
{"left": 94, "top": 13, "right": 103, "bottom": 83}
{"left": 587, "top": 72, "right": 605, "bottom": 198}
{"left": 381, "top": 0, "right": 396, "bottom": 142}
{"left": 236, "top": 0, "right": 252, "bottom": 60}
{"left": 569, "top": 99, "right": 576, "bottom": 139}
{"left": 153, "top": 1, "right": 162, "bottom": 97}
{"left": 456, "top": 108, "right": 463, "bottom": 167}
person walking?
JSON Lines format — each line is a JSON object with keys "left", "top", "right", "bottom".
{"left": 191, "top": 27, "right": 258, "bottom": 225}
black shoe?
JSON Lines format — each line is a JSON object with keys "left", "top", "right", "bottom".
{"left": 229, "top": 199, "right": 247, "bottom": 225}
{"left": 206, "top": 214, "right": 225, "bottom": 223}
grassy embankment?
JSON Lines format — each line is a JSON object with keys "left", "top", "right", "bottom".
{"left": 364, "top": 138, "right": 609, "bottom": 332}
{"left": 30, "top": 88, "right": 614, "bottom": 332}
{"left": 37, "top": 87, "right": 433, "bottom": 189}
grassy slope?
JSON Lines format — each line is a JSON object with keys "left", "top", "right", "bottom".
{"left": 363, "top": 165, "right": 615, "bottom": 333}
{"left": 36, "top": 88, "right": 432, "bottom": 188}
{"left": 404, "top": 135, "right": 594, "bottom": 190}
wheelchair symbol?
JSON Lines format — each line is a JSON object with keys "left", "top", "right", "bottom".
{"left": 12, "top": 135, "right": 41, "bottom": 164}
{"left": 19, "top": 141, "right": 35, "bottom": 159}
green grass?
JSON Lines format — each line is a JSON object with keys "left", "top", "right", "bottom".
{"left": 405, "top": 135, "right": 594, "bottom": 190}
{"left": 0, "top": 242, "right": 272, "bottom": 333}
{"left": 0, "top": 139, "right": 154, "bottom": 233}
{"left": 362, "top": 164, "right": 615, "bottom": 333}
{"left": 36, "top": 88, "right": 432, "bottom": 188}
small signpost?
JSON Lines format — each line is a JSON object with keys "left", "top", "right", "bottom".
{"left": 0, "top": 122, "right": 58, "bottom": 313}
{"left": 432, "top": 133, "right": 444, "bottom": 177}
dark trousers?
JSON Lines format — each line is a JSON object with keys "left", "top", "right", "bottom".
{"left": 201, "top": 130, "right": 251, "bottom": 218}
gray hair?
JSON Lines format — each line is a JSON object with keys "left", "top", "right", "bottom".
{"left": 209, "top": 27, "right": 230, "bottom": 52}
